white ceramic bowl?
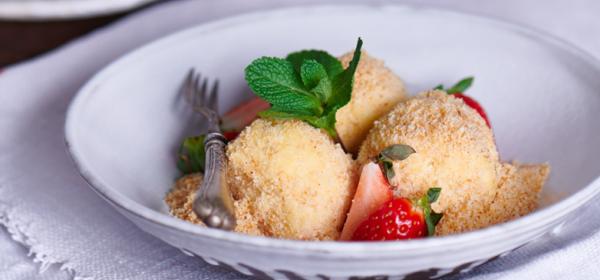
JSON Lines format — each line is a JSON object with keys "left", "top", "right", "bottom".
{"left": 65, "top": 5, "right": 600, "bottom": 279}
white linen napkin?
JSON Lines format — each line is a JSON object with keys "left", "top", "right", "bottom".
{"left": 1, "top": 0, "right": 599, "bottom": 279}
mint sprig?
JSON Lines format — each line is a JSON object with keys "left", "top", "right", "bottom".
{"left": 245, "top": 38, "right": 363, "bottom": 137}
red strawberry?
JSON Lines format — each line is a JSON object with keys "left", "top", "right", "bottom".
{"left": 453, "top": 93, "right": 490, "bottom": 127}
{"left": 351, "top": 188, "right": 443, "bottom": 241}
{"left": 435, "top": 77, "right": 490, "bottom": 128}
{"left": 220, "top": 97, "right": 270, "bottom": 141}
{"left": 340, "top": 162, "right": 393, "bottom": 241}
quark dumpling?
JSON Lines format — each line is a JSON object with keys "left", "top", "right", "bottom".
{"left": 358, "top": 90, "right": 500, "bottom": 235}
{"left": 226, "top": 119, "right": 357, "bottom": 240}
{"left": 335, "top": 51, "right": 407, "bottom": 154}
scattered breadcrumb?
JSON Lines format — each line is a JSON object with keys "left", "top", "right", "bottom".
{"left": 484, "top": 162, "right": 550, "bottom": 226}
{"left": 164, "top": 173, "right": 262, "bottom": 235}
{"left": 336, "top": 51, "right": 407, "bottom": 154}
{"left": 165, "top": 173, "right": 203, "bottom": 225}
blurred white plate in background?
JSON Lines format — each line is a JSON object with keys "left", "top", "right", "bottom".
{"left": 0, "top": 0, "right": 157, "bottom": 20}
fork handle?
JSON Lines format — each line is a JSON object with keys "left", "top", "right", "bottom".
{"left": 193, "top": 132, "right": 236, "bottom": 230}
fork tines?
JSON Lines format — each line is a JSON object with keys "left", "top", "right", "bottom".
{"left": 185, "top": 68, "right": 219, "bottom": 114}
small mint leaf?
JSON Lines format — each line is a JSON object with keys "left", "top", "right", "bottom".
{"left": 300, "top": 59, "right": 328, "bottom": 89}
{"left": 434, "top": 84, "right": 444, "bottom": 90}
{"left": 380, "top": 144, "right": 416, "bottom": 161}
{"left": 446, "top": 77, "right": 474, "bottom": 94}
{"left": 245, "top": 57, "right": 323, "bottom": 115}
{"left": 260, "top": 108, "right": 339, "bottom": 137}
{"left": 286, "top": 50, "right": 344, "bottom": 78}
{"left": 311, "top": 76, "right": 333, "bottom": 104}
{"left": 305, "top": 108, "right": 338, "bottom": 137}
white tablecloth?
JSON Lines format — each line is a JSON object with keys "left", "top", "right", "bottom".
{"left": 1, "top": 0, "right": 600, "bottom": 279}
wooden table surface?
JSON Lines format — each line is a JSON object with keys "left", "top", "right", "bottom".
{"left": 0, "top": 2, "right": 160, "bottom": 67}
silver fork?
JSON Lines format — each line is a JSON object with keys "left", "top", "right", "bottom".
{"left": 184, "top": 69, "right": 236, "bottom": 231}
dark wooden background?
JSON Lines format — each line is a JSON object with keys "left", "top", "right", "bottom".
{"left": 0, "top": 2, "right": 161, "bottom": 67}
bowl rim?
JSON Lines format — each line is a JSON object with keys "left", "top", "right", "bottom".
{"left": 65, "top": 4, "right": 600, "bottom": 255}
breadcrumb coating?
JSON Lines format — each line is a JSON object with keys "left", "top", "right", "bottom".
{"left": 358, "top": 90, "right": 500, "bottom": 235}
{"left": 226, "top": 119, "right": 357, "bottom": 240}
{"left": 336, "top": 51, "right": 407, "bottom": 154}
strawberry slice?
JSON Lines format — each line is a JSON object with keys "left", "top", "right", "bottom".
{"left": 340, "top": 162, "right": 393, "bottom": 241}
{"left": 435, "top": 77, "right": 490, "bottom": 127}
{"left": 351, "top": 188, "right": 443, "bottom": 241}
{"left": 220, "top": 97, "right": 270, "bottom": 140}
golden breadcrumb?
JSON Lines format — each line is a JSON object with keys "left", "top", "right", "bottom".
{"left": 485, "top": 163, "right": 550, "bottom": 225}
{"left": 226, "top": 119, "right": 357, "bottom": 240}
{"left": 336, "top": 51, "right": 407, "bottom": 154}
{"left": 164, "top": 173, "right": 262, "bottom": 235}
{"left": 165, "top": 173, "right": 204, "bottom": 224}
{"left": 358, "top": 90, "right": 500, "bottom": 235}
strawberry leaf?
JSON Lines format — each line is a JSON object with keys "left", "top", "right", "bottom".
{"left": 381, "top": 160, "right": 395, "bottom": 183}
{"left": 418, "top": 187, "right": 443, "bottom": 236}
{"left": 445, "top": 77, "right": 474, "bottom": 94}
{"left": 177, "top": 135, "right": 206, "bottom": 174}
{"left": 377, "top": 144, "right": 415, "bottom": 183}
{"left": 427, "top": 187, "right": 442, "bottom": 203}
{"left": 380, "top": 144, "right": 416, "bottom": 161}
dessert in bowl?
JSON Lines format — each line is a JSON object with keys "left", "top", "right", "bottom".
{"left": 65, "top": 5, "right": 600, "bottom": 279}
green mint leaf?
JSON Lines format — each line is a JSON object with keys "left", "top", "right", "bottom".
{"left": 300, "top": 59, "right": 328, "bottom": 89}
{"left": 258, "top": 108, "right": 311, "bottom": 120}
{"left": 305, "top": 108, "right": 338, "bottom": 137}
{"left": 247, "top": 38, "right": 363, "bottom": 138}
{"left": 434, "top": 84, "right": 444, "bottom": 90}
{"left": 245, "top": 57, "right": 323, "bottom": 115}
{"left": 329, "top": 38, "right": 363, "bottom": 110}
{"left": 446, "top": 77, "right": 474, "bottom": 94}
{"left": 286, "top": 50, "right": 344, "bottom": 78}
{"left": 260, "top": 108, "right": 338, "bottom": 138}
{"left": 310, "top": 76, "right": 333, "bottom": 104}
{"left": 299, "top": 60, "right": 333, "bottom": 103}
{"left": 177, "top": 135, "right": 206, "bottom": 174}
{"left": 380, "top": 144, "right": 416, "bottom": 161}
